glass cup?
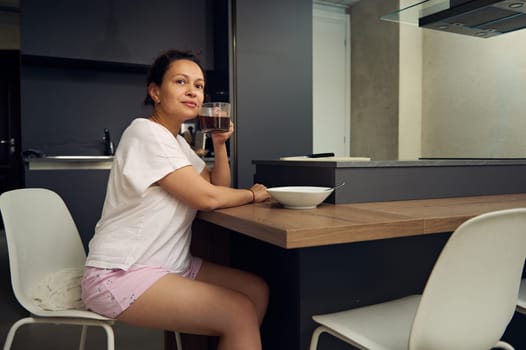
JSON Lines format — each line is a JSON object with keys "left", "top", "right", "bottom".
{"left": 198, "top": 102, "right": 231, "bottom": 132}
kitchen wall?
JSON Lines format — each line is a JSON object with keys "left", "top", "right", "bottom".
{"left": 420, "top": 28, "right": 526, "bottom": 158}
{"left": 397, "top": 1, "right": 526, "bottom": 160}
{"left": 349, "top": 0, "right": 399, "bottom": 160}
{"left": 20, "top": 0, "right": 214, "bottom": 157}
{"left": 234, "top": 0, "right": 313, "bottom": 188}
{"left": 351, "top": 0, "right": 526, "bottom": 160}
{"left": 398, "top": 0, "right": 422, "bottom": 160}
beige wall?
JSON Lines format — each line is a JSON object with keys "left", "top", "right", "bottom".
{"left": 419, "top": 29, "right": 526, "bottom": 158}
{"left": 398, "top": 10, "right": 422, "bottom": 160}
{"left": 350, "top": 0, "right": 399, "bottom": 160}
{"left": 381, "top": 0, "right": 526, "bottom": 160}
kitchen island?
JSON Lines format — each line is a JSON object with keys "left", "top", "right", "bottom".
{"left": 189, "top": 193, "right": 526, "bottom": 350}
{"left": 253, "top": 158, "right": 526, "bottom": 203}
{"left": 198, "top": 193, "right": 526, "bottom": 249}
{"left": 169, "top": 159, "right": 526, "bottom": 349}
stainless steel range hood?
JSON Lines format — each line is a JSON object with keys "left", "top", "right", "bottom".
{"left": 382, "top": 0, "right": 526, "bottom": 38}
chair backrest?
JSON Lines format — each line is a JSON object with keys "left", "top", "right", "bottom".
{"left": 0, "top": 188, "right": 86, "bottom": 314}
{"left": 409, "top": 208, "right": 526, "bottom": 350}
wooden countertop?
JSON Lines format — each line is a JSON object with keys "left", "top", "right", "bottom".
{"left": 197, "top": 193, "right": 526, "bottom": 249}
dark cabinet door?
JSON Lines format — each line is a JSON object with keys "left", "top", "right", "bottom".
{"left": 0, "top": 50, "right": 23, "bottom": 197}
{"left": 21, "top": 0, "right": 211, "bottom": 68}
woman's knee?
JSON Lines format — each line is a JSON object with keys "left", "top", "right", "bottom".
{"left": 217, "top": 294, "right": 263, "bottom": 350}
{"left": 246, "top": 275, "right": 269, "bottom": 322}
{"left": 221, "top": 291, "right": 261, "bottom": 331}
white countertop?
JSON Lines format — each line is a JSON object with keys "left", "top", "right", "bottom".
{"left": 25, "top": 156, "right": 114, "bottom": 170}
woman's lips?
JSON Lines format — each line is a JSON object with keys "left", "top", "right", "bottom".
{"left": 182, "top": 101, "right": 198, "bottom": 108}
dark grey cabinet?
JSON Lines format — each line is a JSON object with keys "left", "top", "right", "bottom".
{"left": 21, "top": 0, "right": 212, "bottom": 68}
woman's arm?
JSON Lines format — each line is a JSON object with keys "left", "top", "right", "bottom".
{"left": 159, "top": 165, "right": 269, "bottom": 211}
{"left": 209, "top": 138, "right": 230, "bottom": 186}
{"left": 206, "top": 122, "right": 233, "bottom": 186}
{"left": 164, "top": 121, "right": 268, "bottom": 210}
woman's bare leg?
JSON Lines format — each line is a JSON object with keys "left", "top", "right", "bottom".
{"left": 195, "top": 261, "right": 269, "bottom": 324}
{"left": 117, "top": 261, "right": 268, "bottom": 350}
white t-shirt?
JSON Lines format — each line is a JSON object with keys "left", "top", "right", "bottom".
{"left": 85, "top": 118, "right": 206, "bottom": 273}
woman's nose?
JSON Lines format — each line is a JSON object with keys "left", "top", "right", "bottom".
{"left": 186, "top": 86, "right": 198, "bottom": 97}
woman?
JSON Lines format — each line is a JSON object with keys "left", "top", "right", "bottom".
{"left": 81, "top": 49, "right": 270, "bottom": 350}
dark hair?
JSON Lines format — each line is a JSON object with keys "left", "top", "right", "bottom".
{"left": 143, "top": 49, "right": 205, "bottom": 106}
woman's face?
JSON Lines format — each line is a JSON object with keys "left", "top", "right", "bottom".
{"left": 151, "top": 59, "right": 205, "bottom": 121}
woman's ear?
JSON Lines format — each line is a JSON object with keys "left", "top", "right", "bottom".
{"left": 148, "top": 83, "right": 160, "bottom": 104}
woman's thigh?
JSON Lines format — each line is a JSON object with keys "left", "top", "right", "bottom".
{"left": 116, "top": 268, "right": 261, "bottom": 336}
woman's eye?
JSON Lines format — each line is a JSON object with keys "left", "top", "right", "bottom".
{"left": 195, "top": 83, "right": 205, "bottom": 90}
{"left": 175, "top": 79, "right": 186, "bottom": 85}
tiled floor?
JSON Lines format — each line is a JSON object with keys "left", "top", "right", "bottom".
{"left": 0, "top": 232, "right": 165, "bottom": 350}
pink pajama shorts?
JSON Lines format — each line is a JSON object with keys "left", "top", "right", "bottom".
{"left": 81, "top": 256, "right": 202, "bottom": 318}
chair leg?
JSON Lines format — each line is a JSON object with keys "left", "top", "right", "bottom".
{"left": 78, "top": 325, "right": 88, "bottom": 350}
{"left": 309, "top": 326, "right": 325, "bottom": 350}
{"left": 2, "top": 317, "right": 36, "bottom": 350}
{"left": 100, "top": 323, "right": 115, "bottom": 350}
{"left": 309, "top": 325, "right": 367, "bottom": 350}
{"left": 175, "top": 332, "right": 183, "bottom": 350}
{"left": 2, "top": 317, "right": 114, "bottom": 350}
{"left": 78, "top": 322, "right": 115, "bottom": 350}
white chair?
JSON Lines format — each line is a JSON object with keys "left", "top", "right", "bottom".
{"left": 309, "top": 208, "right": 526, "bottom": 350}
{"left": 517, "top": 279, "right": 526, "bottom": 315}
{"left": 0, "top": 188, "right": 116, "bottom": 349}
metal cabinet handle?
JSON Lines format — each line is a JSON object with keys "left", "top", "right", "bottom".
{"left": 0, "top": 138, "right": 16, "bottom": 155}
{"left": 0, "top": 138, "right": 15, "bottom": 145}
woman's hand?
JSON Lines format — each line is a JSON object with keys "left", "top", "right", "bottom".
{"left": 250, "top": 183, "right": 271, "bottom": 203}
{"left": 210, "top": 121, "right": 234, "bottom": 145}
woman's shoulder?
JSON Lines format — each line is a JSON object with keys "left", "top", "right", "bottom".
{"left": 128, "top": 117, "right": 152, "bottom": 130}
{"left": 116, "top": 118, "right": 151, "bottom": 147}
{"left": 124, "top": 118, "right": 161, "bottom": 137}
{"left": 122, "top": 118, "right": 179, "bottom": 148}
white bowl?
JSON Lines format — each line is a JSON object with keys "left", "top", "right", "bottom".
{"left": 267, "top": 186, "right": 334, "bottom": 209}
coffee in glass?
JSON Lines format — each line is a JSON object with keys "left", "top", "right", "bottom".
{"left": 199, "top": 102, "right": 231, "bottom": 132}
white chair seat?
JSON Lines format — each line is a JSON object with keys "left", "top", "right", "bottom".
{"left": 312, "top": 295, "right": 421, "bottom": 350}
{"left": 24, "top": 307, "right": 112, "bottom": 320}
